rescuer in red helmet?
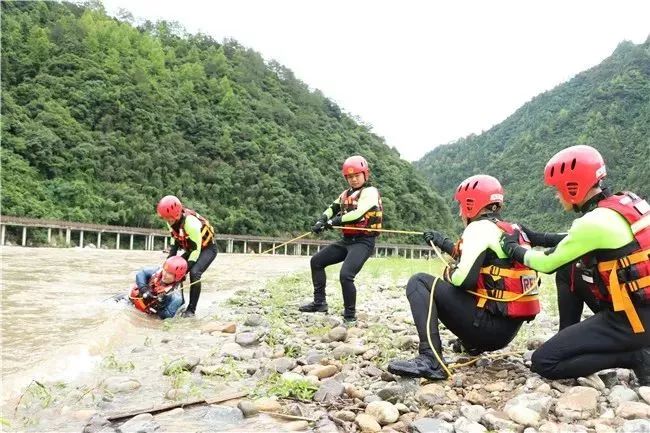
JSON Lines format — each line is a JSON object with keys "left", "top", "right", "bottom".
{"left": 389, "top": 175, "right": 542, "bottom": 380}
{"left": 300, "top": 155, "right": 383, "bottom": 324}
{"left": 500, "top": 145, "right": 650, "bottom": 384}
{"left": 156, "top": 195, "right": 217, "bottom": 317}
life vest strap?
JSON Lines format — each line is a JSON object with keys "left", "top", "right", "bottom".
{"left": 470, "top": 288, "right": 539, "bottom": 304}
{"left": 480, "top": 265, "right": 537, "bottom": 279}
{"left": 631, "top": 213, "right": 650, "bottom": 234}
{"left": 597, "top": 250, "right": 649, "bottom": 333}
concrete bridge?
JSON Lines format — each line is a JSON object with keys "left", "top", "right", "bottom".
{"left": 0, "top": 216, "right": 434, "bottom": 259}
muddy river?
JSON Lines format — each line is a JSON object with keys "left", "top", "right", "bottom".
{"left": 1, "top": 246, "right": 310, "bottom": 430}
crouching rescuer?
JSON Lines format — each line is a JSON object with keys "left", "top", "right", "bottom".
{"left": 388, "top": 175, "right": 541, "bottom": 380}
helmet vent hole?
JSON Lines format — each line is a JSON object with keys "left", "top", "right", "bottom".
{"left": 464, "top": 184, "right": 470, "bottom": 191}
{"left": 466, "top": 199, "right": 474, "bottom": 212}
{"left": 567, "top": 182, "right": 579, "bottom": 196}
{"left": 550, "top": 166, "right": 555, "bottom": 177}
{"left": 472, "top": 181, "right": 479, "bottom": 189}
{"left": 560, "top": 162, "right": 565, "bottom": 173}
{"left": 571, "top": 158, "right": 576, "bottom": 170}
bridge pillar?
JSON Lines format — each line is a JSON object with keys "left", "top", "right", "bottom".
{"left": 47, "top": 228, "right": 51, "bottom": 244}
{"left": 272, "top": 243, "right": 276, "bottom": 255}
{"left": 258, "top": 242, "right": 262, "bottom": 254}
{"left": 1, "top": 225, "right": 5, "bottom": 245}
{"left": 65, "top": 228, "right": 71, "bottom": 246}
{"left": 97, "top": 232, "right": 102, "bottom": 249}
{"left": 307, "top": 244, "right": 310, "bottom": 255}
{"left": 22, "top": 226, "right": 27, "bottom": 246}
{"left": 243, "top": 241, "right": 247, "bottom": 254}
{"left": 227, "top": 239, "right": 233, "bottom": 253}
{"left": 116, "top": 233, "right": 120, "bottom": 249}
{"left": 79, "top": 231, "right": 84, "bottom": 248}
{"left": 284, "top": 244, "right": 287, "bottom": 255}
{"left": 130, "top": 234, "right": 134, "bottom": 250}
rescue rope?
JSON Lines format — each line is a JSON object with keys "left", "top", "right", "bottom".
{"left": 258, "top": 231, "right": 313, "bottom": 255}
{"left": 426, "top": 276, "right": 527, "bottom": 377}
{"left": 426, "top": 276, "right": 454, "bottom": 378}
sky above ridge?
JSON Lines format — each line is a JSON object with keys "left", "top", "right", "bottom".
{"left": 101, "top": 0, "right": 650, "bottom": 161}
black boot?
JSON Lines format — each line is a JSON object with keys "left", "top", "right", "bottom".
{"left": 181, "top": 308, "right": 195, "bottom": 318}
{"left": 299, "top": 301, "right": 328, "bottom": 313}
{"left": 633, "top": 346, "right": 650, "bottom": 386}
{"left": 387, "top": 354, "right": 448, "bottom": 381}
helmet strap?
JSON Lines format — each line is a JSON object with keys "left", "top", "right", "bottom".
{"left": 576, "top": 185, "right": 611, "bottom": 214}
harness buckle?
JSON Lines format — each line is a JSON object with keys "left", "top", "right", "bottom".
{"left": 489, "top": 266, "right": 501, "bottom": 277}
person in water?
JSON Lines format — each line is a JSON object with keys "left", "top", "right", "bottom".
{"left": 129, "top": 256, "right": 188, "bottom": 319}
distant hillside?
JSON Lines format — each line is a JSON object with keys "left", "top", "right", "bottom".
{"left": 1, "top": 1, "right": 455, "bottom": 237}
{"left": 415, "top": 39, "right": 650, "bottom": 231}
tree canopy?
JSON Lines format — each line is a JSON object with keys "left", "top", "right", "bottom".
{"left": 1, "top": 1, "right": 455, "bottom": 238}
{"left": 415, "top": 38, "right": 650, "bottom": 231}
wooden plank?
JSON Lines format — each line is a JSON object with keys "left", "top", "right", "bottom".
{"left": 105, "top": 390, "right": 248, "bottom": 421}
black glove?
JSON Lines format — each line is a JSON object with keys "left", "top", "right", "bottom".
{"left": 500, "top": 230, "right": 527, "bottom": 263}
{"left": 325, "top": 215, "right": 342, "bottom": 230}
{"left": 312, "top": 220, "right": 326, "bottom": 234}
{"left": 519, "top": 224, "right": 566, "bottom": 247}
{"left": 423, "top": 230, "right": 446, "bottom": 248}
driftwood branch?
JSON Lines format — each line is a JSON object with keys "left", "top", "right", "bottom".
{"left": 259, "top": 411, "right": 317, "bottom": 422}
{"left": 105, "top": 390, "right": 248, "bottom": 421}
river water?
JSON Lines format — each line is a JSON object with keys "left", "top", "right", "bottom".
{"left": 0, "top": 246, "right": 310, "bottom": 430}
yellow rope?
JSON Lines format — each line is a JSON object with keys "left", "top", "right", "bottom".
{"left": 259, "top": 231, "right": 312, "bottom": 255}
{"left": 426, "top": 277, "right": 454, "bottom": 378}
{"left": 466, "top": 287, "right": 539, "bottom": 302}
{"left": 449, "top": 351, "right": 526, "bottom": 369}
{"left": 425, "top": 276, "right": 528, "bottom": 378}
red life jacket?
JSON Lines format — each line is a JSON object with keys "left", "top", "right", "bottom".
{"left": 339, "top": 187, "right": 383, "bottom": 237}
{"left": 169, "top": 208, "right": 215, "bottom": 250}
{"left": 581, "top": 191, "right": 650, "bottom": 333}
{"left": 472, "top": 220, "right": 541, "bottom": 320}
{"left": 128, "top": 271, "right": 177, "bottom": 314}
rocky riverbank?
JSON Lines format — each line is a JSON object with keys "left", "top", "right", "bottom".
{"left": 6, "top": 258, "right": 650, "bottom": 433}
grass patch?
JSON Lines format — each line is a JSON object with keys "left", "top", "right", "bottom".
{"left": 201, "top": 357, "right": 244, "bottom": 380}
{"left": 101, "top": 353, "right": 135, "bottom": 372}
{"left": 255, "top": 373, "right": 318, "bottom": 401}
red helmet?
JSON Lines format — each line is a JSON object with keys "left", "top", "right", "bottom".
{"left": 341, "top": 155, "right": 370, "bottom": 179}
{"left": 156, "top": 195, "right": 183, "bottom": 220}
{"left": 163, "top": 256, "right": 188, "bottom": 281}
{"left": 544, "top": 145, "right": 606, "bottom": 204}
{"left": 454, "top": 175, "right": 504, "bottom": 219}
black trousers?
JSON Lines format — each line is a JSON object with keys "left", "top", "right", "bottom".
{"left": 310, "top": 236, "right": 375, "bottom": 318}
{"left": 186, "top": 243, "right": 218, "bottom": 313}
{"left": 531, "top": 264, "right": 650, "bottom": 379}
{"left": 407, "top": 273, "right": 523, "bottom": 360}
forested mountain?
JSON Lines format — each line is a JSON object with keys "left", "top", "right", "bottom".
{"left": 415, "top": 39, "right": 650, "bottom": 232}
{"left": 1, "top": 1, "right": 454, "bottom": 237}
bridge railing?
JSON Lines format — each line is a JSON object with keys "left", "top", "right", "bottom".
{"left": 0, "top": 215, "right": 434, "bottom": 259}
